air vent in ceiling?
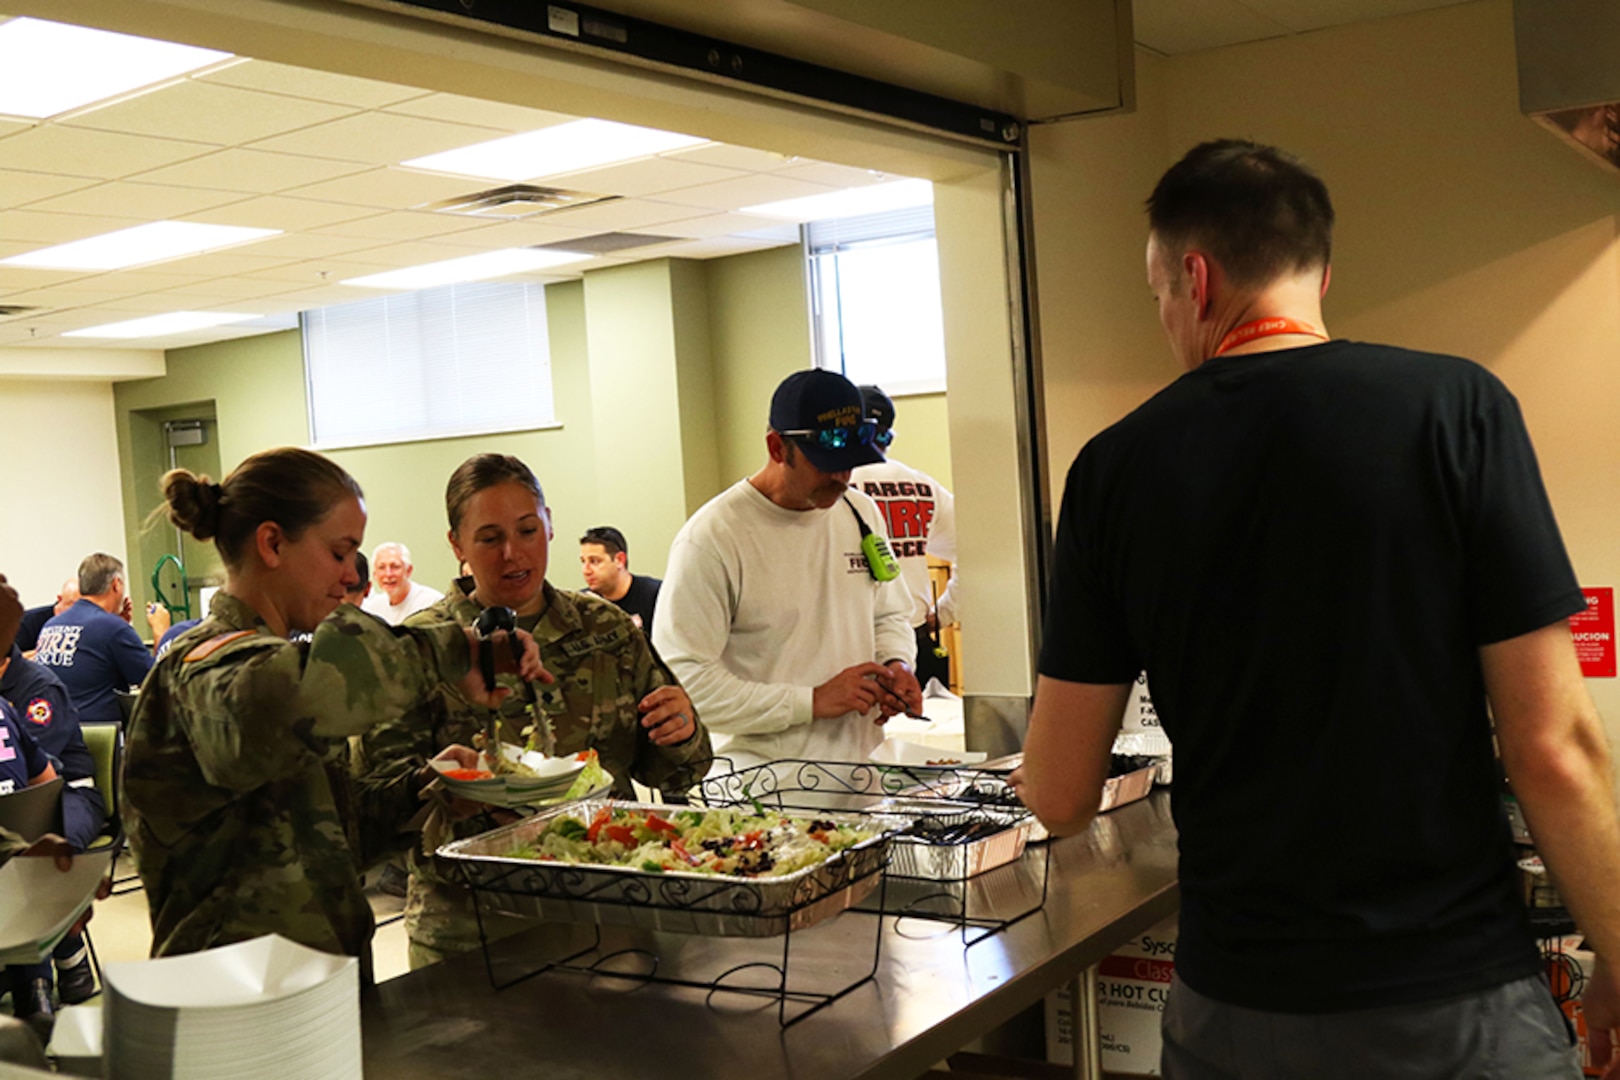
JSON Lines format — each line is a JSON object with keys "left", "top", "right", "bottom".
{"left": 0, "top": 305, "right": 41, "bottom": 318}
{"left": 533, "top": 233, "right": 679, "bottom": 255}
{"left": 420, "top": 184, "right": 619, "bottom": 219}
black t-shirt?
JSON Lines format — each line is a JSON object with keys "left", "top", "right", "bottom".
{"left": 608, "top": 575, "right": 662, "bottom": 640}
{"left": 1040, "top": 340, "right": 1584, "bottom": 1012}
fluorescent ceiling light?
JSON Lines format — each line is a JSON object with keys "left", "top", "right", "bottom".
{"left": 64, "top": 311, "right": 260, "bottom": 339}
{"left": 1, "top": 221, "right": 281, "bottom": 271}
{"left": 341, "top": 249, "right": 590, "bottom": 290}
{"left": 402, "top": 119, "right": 709, "bottom": 182}
{"left": 742, "top": 178, "right": 935, "bottom": 221}
{"left": 0, "top": 17, "right": 231, "bottom": 120}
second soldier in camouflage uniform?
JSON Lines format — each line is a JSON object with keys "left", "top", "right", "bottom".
{"left": 355, "top": 453, "right": 712, "bottom": 967}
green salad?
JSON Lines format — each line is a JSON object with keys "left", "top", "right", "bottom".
{"left": 507, "top": 806, "right": 874, "bottom": 878}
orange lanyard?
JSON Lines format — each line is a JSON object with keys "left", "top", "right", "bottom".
{"left": 1213, "top": 317, "right": 1328, "bottom": 358}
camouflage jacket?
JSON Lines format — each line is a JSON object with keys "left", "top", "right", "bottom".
{"left": 0, "top": 825, "right": 24, "bottom": 864}
{"left": 122, "top": 593, "right": 468, "bottom": 958}
{"left": 356, "top": 581, "right": 711, "bottom": 857}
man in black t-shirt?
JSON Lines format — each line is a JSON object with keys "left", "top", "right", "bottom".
{"left": 1012, "top": 140, "right": 1620, "bottom": 1078}
{"left": 579, "top": 526, "right": 661, "bottom": 640}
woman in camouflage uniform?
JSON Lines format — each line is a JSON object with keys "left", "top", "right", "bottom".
{"left": 357, "top": 453, "right": 712, "bottom": 967}
{"left": 123, "top": 448, "right": 543, "bottom": 977}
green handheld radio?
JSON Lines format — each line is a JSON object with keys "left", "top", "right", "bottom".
{"left": 844, "top": 497, "right": 900, "bottom": 582}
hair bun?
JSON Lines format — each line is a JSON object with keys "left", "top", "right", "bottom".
{"left": 162, "top": 468, "right": 224, "bottom": 542}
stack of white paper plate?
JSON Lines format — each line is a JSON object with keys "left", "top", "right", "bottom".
{"left": 103, "top": 935, "right": 360, "bottom": 1080}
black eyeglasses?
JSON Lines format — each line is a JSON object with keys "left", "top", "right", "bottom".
{"left": 781, "top": 422, "right": 878, "bottom": 450}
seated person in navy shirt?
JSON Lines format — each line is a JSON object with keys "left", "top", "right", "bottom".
{"left": 15, "top": 580, "right": 77, "bottom": 656}
{"left": 0, "top": 645, "right": 104, "bottom": 1007}
{"left": 34, "top": 555, "right": 154, "bottom": 725}
{"left": 0, "top": 696, "right": 63, "bottom": 1040}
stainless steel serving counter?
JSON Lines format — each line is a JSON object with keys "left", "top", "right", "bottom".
{"left": 361, "top": 791, "right": 1179, "bottom": 1080}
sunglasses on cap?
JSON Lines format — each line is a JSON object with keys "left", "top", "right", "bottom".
{"left": 781, "top": 422, "right": 879, "bottom": 451}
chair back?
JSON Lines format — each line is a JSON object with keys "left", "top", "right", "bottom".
{"left": 79, "top": 722, "right": 124, "bottom": 850}
{"left": 0, "top": 776, "right": 64, "bottom": 842}
{"left": 113, "top": 689, "right": 138, "bottom": 725}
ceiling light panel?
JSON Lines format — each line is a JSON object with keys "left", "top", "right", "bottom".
{"left": 342, "top": 248, "right": 589, "bottom": 290}
{"left": 403, "top": 119, "right": 708, "bottom": 182}
{"left": 0, "top": 17, "right": 231, "bottom": 120}
{"left": 741, "top": 178, "right": 934, "bottom": 221}
{"left": 1, "top": 221, "right": 280, "bottom": 271}
{"left": 63, "top": 310, "right": 260, "bottom": 339}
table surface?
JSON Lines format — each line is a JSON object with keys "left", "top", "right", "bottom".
{"left": 361, "top": 791, "right": 1180, "bottom": 1080}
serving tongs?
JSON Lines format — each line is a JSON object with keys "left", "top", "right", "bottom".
{"left": 474, "top": 605, "right": 556, "bottom": 761}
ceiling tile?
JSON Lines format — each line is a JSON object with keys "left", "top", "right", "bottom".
{"left": 310, "top": 210, "right": 491, "bottom": 242}
{"left": 542, "top": 157, "right": 748, "bottom": 198}
{"left": 0, "top": 119, "right": 33, "bottom": 140}
{"left": 239, "top": 257, "right": 400, "bottom": 285}
{"left": 0, "top": 283, "right": 138, "bottom": 307}
{"left": 24, "top": 181, "right": 247, "bottom": 221}
{"left": 536, "top": 198, "right": 722, "bottom": 232}
{"left": 61, "top": 80, "right": 361, "bottom": 147}
{"left": 0, "top": 126, "right": 215, "bottom": 180}
{"left": 0, "top": 274, "right": 81, "bottom": 301}
{"left": 773, "top": 161, "right": 893, "bottom": 188}
{"left": 0, "top": 208, "right": 164, "bottom": 244}
{"left": 653, "top": 211, "right": 793, "bottom": 240}
{"left": 285, "top": 167, "right": 498, "bottom": 210}
{"left": 422, "top": 218, "right": 608, "bottom": 249}
{"left": 149, "top": 250, "right": 298, "bottom": 278}
{"left": 0, "top": 170, "right": 102, "bottom": 211}
{"left": 246, "top": 112, "right": 510, "bottom": 167}
{"left": 664, "top": 143, "right": 796, "bottom": 172}
{"left": 197, "top": 60, "right": 431, "bottom": 109}
{"left": 182, "top": 195, "right": 385, "bottom": 232}
{"left": 130, "top": 148, "right": 373, "bottom": 194}
{"left": 380, "top": 93, "right": 575, "bottom": 133}
{"left": 232, "top": 231, "right": 392, "bottom": 261}
{"left": 653, "top": 173, "right": 841, "bottom": 212}
{"left": 150, "top": 277, "right": 310, "bottom": 301}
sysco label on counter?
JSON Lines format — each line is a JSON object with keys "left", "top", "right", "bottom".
{"left": 1571, "top": 588, "right": 1615, "bottom": 678}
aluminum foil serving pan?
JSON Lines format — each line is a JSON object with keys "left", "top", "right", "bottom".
{"left": 436, "top": 800, "right": 909, "bottom": 938}
{"left": 888, "top": 815, "right": 1032, "bottom": 881}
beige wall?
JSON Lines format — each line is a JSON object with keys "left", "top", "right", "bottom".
{"left": 0, "top": 380, "right": 127, "bottom": 605}
{"left": 1033, "top": 0, "right": 1620, "bottom": 730}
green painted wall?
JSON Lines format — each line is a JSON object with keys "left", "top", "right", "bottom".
{"left": 706, "top": 246, "right": 812, "bottom": 486}
{"left": 111, "top": 246, "right": 955, "bottom": 610}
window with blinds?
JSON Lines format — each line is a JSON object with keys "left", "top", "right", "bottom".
{"left": 301, "top": 281, "right": 556, "bottom": 449}
{"left": 807, "top": 203, "right": 946, "bottom": 396}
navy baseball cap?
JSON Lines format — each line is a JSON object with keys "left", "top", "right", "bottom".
{"left": 769, "top": 369, "right": 886, "bottom": 473}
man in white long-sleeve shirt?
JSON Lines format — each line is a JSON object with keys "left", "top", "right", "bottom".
{"left": 655, "top": 369, "right": 922, "bottom": 768}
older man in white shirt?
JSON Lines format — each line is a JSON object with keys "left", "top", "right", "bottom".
{"left": 360, "top": 542, "right": 443, "bottom": 625}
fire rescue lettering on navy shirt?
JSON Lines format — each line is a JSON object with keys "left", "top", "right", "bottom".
{"left": 34, "top": 625, "right": 83, "bottom": 667}
{"left": 860, "top": 480, "right": 936, "bottom": 558}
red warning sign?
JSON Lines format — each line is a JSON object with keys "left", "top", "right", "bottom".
{"left": 1570, "top": 588, "right": 1615, "bottom": 678}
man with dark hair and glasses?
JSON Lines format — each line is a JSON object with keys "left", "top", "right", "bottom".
{"left": 1013, "top": 139, "right": 1620, "bottom": 1078}
{"left": 656, "top": 369, "right": 921, "bottom": 768}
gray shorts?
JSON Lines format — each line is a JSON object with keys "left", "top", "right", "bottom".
{"left": 1161, "top": 972, "right": 1581, "bottom": 1080}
